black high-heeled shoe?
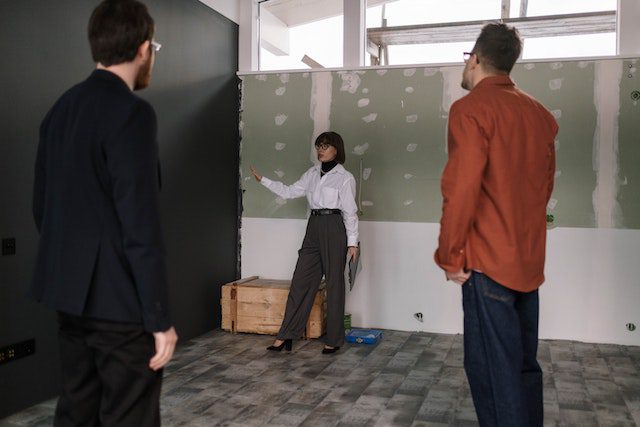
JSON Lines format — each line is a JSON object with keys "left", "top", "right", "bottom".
{"left": 267, "top": 339, "right": 292, "bottom": 352}
{"left": 322, "top": 346, "right": 340, "bottom": 354}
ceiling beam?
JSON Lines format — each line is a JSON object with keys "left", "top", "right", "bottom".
{"left": 520, "top": 0, "right": 528, "bottom": 18}
{"left": 501, "top": 0, "right": 510, "bottom": 19}
{"left": 367, "top": 40, "right": 380, "bottom": 58}
{"left": 367, "top": 10, "right": 616, "bottom": 46}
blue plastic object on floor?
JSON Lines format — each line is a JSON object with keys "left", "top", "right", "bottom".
{"left": 345, "top": 328, "right": 383, "bottom": 345}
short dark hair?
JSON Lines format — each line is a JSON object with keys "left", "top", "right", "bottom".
{"left": 315, "top": 131, "right": 346, "bottom": 164}
{"left": 473, "top": 23, "right": 522, "bottom": 74}
{"left": 88, "top": 0, "right": 154, "bottom": 67}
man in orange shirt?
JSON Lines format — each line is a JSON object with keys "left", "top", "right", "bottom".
{"left": 435, "top": 24, "right": 558, "bottom": 425}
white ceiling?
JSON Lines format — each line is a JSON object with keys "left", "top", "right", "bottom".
{"left": 198, "top": 0, "right": 240, "bottom": 24}
{"left": 262, "top": 0, "right": 396, "bottom": 27}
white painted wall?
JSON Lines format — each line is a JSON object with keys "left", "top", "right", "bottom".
{"left": 617, "top": 0, "right": 640, "bottom": 55}
{"left": 239, "top": 0, "right": 259, "bottom": 72}
{"left": 260, "top": 7, "right": 291, "bottom": 56}
{"left": 198, "top": 0, "right": 239, "bottom": 23}
{"left": 343, "top": 0, "right": 366, "bottom": 67}
{"left": 242, "top": 217, "right": 640, "bottom": 346}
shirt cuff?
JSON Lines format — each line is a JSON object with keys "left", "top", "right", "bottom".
{"left": 142, "top": 311, "right": 172, "bottom": 333}
{"left": 433, "top": 248, "right": 464, "bottom": 273}
{"left": 260, "top": 177, "right": 272, "bottom": 187}
{"left": 347, "top": 236, "right": 358, "bottom": 247}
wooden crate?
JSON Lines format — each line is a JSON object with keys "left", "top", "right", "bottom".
{"left": 221, "top": 276, "right": 326, "bottom": 338}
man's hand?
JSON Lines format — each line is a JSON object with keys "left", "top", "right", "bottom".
{"left": 149, "top": 326, "right": 178, "bottom": 371}
{"left": 446, "top": 269, "right": 471, "bottom": 285}
{"left": 348, "top": 246, "right": 359, "bottom": 261}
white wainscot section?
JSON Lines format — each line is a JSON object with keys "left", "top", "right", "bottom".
{"left": 241, "top": 218, "right": 640, "bottom": 346}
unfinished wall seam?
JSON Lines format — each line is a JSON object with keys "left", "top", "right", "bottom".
{"left": 593, "top": 61, "right": 623, "bottom": 228}
{"left": 309, "top": 72, "right": 333, "bottom": 164}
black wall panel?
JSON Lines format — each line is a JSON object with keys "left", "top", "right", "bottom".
{"left": 0, "top": 0, "right": 238, "bottom": 417}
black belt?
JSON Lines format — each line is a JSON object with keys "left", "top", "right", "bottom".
{"left": 311, "top": 209, "right": 341, "bottom": 216}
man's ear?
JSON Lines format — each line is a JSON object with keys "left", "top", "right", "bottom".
{"left": 470, "top": 54, "right": 481, "bottom": 71}
{"left": 137, "top": 40, "right": 151, "bottom": 60}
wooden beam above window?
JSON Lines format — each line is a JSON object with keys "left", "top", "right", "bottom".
{"left": 367, "top": 10, "right": 616, "bottom": 46}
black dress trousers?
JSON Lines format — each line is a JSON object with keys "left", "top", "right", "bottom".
{"left": 277, "top": 213, "right": 348, "bottom": 347}
{"left": 54, "top": 313, "right": 162, "bottom": 427}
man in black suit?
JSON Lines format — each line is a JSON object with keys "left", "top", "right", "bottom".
{"left": 30, "top": 1, "right": 177, "bottom": 425}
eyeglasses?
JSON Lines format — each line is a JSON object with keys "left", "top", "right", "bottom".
{"left": 315, "top": 143, "right": 331, "bottom": 151}
{"left": 151, "top": 40, "right": 162, "bottom": 53}
{"left": 463, "top": 52, "right": 474, "bottom": 62}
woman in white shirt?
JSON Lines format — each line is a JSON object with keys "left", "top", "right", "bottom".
{"left": 251, "top": 131, "right": 359, "bottom": 354}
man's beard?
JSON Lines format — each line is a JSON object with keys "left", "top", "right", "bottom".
{"left": 134, "top": 59, "right": 152, "bottom": 91}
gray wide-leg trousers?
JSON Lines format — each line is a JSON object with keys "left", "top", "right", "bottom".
{"left": 277, "top": 213, "right": 347, "bottom": 347}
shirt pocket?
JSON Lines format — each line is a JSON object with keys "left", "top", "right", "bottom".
{"left": 318, "top": 186, "right": 339, "bottom": 207}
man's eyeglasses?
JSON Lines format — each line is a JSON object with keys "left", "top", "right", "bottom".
{"left": 151, "top": 40, "right": 162, "bottom": 53}
{"left": 463, "top": 52, "right": 474, "bottom": 62}
{"left": 315, "top": 143, "right": 331, "bottom": 151}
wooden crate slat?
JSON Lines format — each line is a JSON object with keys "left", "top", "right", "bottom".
{"left": 222, "top": 302, "right": 325, "bottom": 322}
{"left": 220, "top": 277, "right": 326, "bottom": 339}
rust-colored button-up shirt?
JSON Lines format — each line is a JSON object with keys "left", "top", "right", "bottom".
{"left": 435, "top": 75, "right": 558, "bottom": 292}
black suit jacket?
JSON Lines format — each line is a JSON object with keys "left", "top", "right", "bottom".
{"left": 30, "top": 70, "right": 171, "bottom": 332}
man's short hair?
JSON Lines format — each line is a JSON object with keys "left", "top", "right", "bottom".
{"left": 473, "top": 23, "right": 522, "bottom": 74}
{"left": 88, "top": 0, "right": 154, "bottom": 67}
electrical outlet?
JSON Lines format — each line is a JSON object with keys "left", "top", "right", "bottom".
{"left": 0, "top": 339, "right": 35, "bottom": 365}
{"left": 2, "top": 237, "right": 16, "bottom": 256}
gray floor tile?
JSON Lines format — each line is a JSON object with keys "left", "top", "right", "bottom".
{"left": 299, "top": 402, "right": 352, "bottom": 427}
{"left": 2, "top": 330, "right": 639, "bottom": 427}
{"left": 558, "top": 408, "right": 598, "bottom": 426}
{"left": 594, "top": 403, "right": 637, "bottom": 424}
{"left": 267, "top": 403, "right": 316, "bottom": 427}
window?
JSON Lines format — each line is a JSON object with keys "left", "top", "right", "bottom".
{"left": 259, "top": 0, "right": 343, "bottom": 71}
{"left": 519, "top": 0, "right": 617, "bottom": 59}
{"left": 524, "top": 0, "right": 616, "bottom": 17}
{"left": 366, "top": 0, "right": 617, "bottom": 66}
{"left": 367, "top": 0, "right": 502, "bottom": 27}
{"left": 257, "top": 0, "right": 619, "bottom": 71}
{"left": 522, "top": 33, "right": 616, "bottom": 60}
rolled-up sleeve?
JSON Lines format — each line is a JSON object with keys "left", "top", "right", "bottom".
{"left": 340, "top": 176, "right": 359, "bottom": 247}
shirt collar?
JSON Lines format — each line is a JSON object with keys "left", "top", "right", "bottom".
{"left": 314, "top": 163, "right": 345, "bottom": 175}
{"left": 90, "top": 69, "right": 130, "bottom": 92}
{"left": 473, "top": 74, "right": 515, "bottom": 91}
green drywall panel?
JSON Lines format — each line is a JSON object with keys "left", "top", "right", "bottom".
{"left": 618, "top": 59, "right": 640, "bottom": 228}
{"left": 241, "top": 73, "right": 313, "bottom": 218}
{"left": 512, "top": 61, "right": 597, "bottom": 228}
{"left": 331, "top": 69, "right": 446, "bottom": 222}
{"left": 241, "top": 58, "right": 640, "bottom": 229}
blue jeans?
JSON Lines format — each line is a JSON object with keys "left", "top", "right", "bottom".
{"left": 462, "top": 272, "right": 543, "bottom": 427}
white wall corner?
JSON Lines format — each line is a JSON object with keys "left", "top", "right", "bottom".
{"left": 617, "top": 0, "right": 640, "bottom": 55}
{"left": 343, "top": 0, "right": 366, "bottom": 67}
{"left": 198, "top": 0, "right": 240, "bottom": 24}
{"left": 239, "top": 0, "right": 259, "bottom": 72}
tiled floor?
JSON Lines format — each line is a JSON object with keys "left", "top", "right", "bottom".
{"left": 2, "top": 330, "right": 639, "bottom": 426}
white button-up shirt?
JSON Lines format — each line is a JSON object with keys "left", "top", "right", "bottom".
{"left": 261, "top": 164, "right": 359, "bottom": 246}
